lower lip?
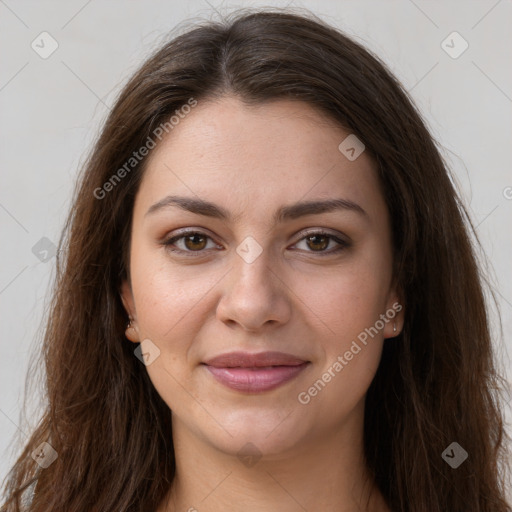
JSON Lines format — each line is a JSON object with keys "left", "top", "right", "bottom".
{"left": 204, "top": 363, "right": 309, "bottom": 392}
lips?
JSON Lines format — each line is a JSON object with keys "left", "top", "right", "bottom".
{"left": 203, "top": 351, "right": 307, "bottom": 368}
{"left": 202, "top": 351, "right": 310, "bottom": 392}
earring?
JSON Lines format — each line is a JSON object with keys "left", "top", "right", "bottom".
{"left": 125, "top": 316, "right": 136, "bottom": 338}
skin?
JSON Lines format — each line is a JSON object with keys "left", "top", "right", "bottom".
{"left": 121, "top": 96, "right": 402, "bottom": 512}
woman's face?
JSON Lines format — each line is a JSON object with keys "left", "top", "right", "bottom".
{"left": 121, "top": 96, "right": 401, "bottom": 456}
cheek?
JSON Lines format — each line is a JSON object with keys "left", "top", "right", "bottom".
{"left": 291, "top": 253, "right": 389, "bottom": 394}
{"left": 129, "top": 252, "right": 213, "bottom": 411}
{"left": 130, "top": 247, "right": 216, "bottom": 341}
{"left": 293, "top": 273, "right": 386, "bottom": 413}
{"left": 293, "top": 260, "right": 390, "bottom": 343}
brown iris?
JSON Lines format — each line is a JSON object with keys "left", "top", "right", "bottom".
{"left": 183, "top": 233, "right": 208, "bottom": 251}
{"left": 305, "top": 234, "right": 329, "bottom": 251}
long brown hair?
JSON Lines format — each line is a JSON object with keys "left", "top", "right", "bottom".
{"left": 1, "top": 8, "right": 510, "bottom": 511}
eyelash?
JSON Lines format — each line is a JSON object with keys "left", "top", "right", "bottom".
{"left": 161, "top": 229, "right": 350, "bottom": 257}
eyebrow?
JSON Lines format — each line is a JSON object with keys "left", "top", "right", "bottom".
{"left": 145, "top": 195, "right": 368, "bottom": 225}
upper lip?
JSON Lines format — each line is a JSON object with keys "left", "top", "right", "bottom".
{"left": 202, "top": 351, "right": 308, "bottom": 368}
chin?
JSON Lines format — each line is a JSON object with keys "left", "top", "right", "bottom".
{"left": 203, "top": 409, "right": 310, "bottom": 458}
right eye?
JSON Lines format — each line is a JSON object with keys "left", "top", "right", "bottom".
{"left": 162, "top": 230, "right": 222, "bottom": 256}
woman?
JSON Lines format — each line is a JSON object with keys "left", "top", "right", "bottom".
{"left": 1, "top": 8, "right": 510, "bottom": 512}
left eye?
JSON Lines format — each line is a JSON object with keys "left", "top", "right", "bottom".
{"left": 293, "top": 232, "right": 348, "bottom": 254}
{"left": 162, "top": 230, "right": 348, "bottom": 256}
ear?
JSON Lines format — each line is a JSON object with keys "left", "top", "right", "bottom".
{"left": 120, "top": 279, "right": 140, "bottom": 343}
{"left": 383, "top": 283, "right": 405, "bottom": 339}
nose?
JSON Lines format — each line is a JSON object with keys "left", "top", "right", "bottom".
{"left": 216, "top": 245, "right": 292, "bottom": 332}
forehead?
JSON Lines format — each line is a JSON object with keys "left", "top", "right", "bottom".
{"left": 134, "top": 96, "right": 386, "bottom": 223}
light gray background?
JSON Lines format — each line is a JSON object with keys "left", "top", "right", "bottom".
{"left": 1, "top": 0, "right": 511, "bottom": 495}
